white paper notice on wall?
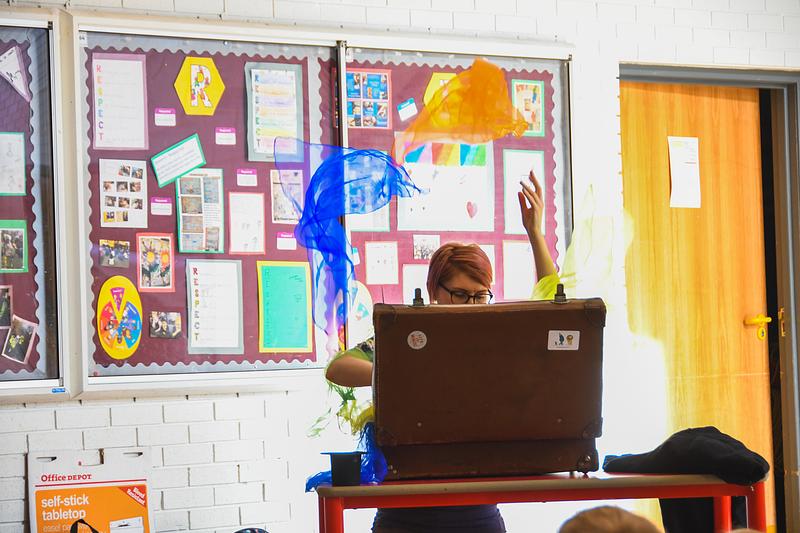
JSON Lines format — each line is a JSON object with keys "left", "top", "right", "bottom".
{"left": 667, "top": 136, "right": 701, "bottom": 209}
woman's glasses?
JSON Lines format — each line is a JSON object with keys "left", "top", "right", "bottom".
{"left": 438, "top": 283, "right": 494, "bottom": 304}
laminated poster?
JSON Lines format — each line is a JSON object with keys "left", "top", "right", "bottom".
{"left": 150, "top": 134, "right": 206, "bottom": 188}
{"left": 176, "top": 168, "right": 224, "bottom": 254}
{"left": 346, "top": 69, "right": 391, "bottom": 129}
{"left": 186, "top": 259, "right": 243, "bottom": 354}
{"left": 365, "top": 241, "right": 399, "bottom": 285}
{"left": 503, "top": 149, "right": 545, "bottom": 235}
{"left": 96, "top": 275, "right": 143, "bottom": 360}
{"left": 270, "top": 169, "right": 302, "bottom": 224}
{"left": 92, "top": 53, "right": 148, "bottom": 150}
{"left": 397, "top": 141, "right": 494, "bottom": 232}
{"left": 511, "top": 79, "right": 545, "bottom": 137}
{"left": 245, "top": 62, "right": 304, "bottom": 162}
{"left": 257, "top": 261, "right": 312, "bottom": 353}
{"left": 99, "top": 159, "right": 148, "bottom": 228}
{"left": 228, "top": 192, "right": 265, "bottom": 255}
{"left": 503, "top": 240, "right": 536, "bottom": 301}
{"left": 0, "top": 132, "right": 25, "bottom": 195}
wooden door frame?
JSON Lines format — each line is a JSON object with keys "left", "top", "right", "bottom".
{"left": 619, "top": 64, "right": 800, "bottom": 532}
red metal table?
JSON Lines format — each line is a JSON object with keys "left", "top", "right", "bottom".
{"left": 316, "top": 473, "right": 767, "bottom": 533}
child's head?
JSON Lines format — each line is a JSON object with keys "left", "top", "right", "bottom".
{"left": 559, "top": 506, "right": 660, "bottom": 533}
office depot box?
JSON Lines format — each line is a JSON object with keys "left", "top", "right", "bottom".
{"left": 373, "top": 297, "right": 606, "bottom": 480}
{"left": 28, "top": 448, "right": 152, "bottom": 533}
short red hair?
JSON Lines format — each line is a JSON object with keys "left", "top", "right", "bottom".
{"left": 426, "top": 242, "right": 493, "bottom": 298}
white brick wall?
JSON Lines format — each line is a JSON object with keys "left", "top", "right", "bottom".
{"left": 4, "top": 0, "right": 800, "bottom": 531}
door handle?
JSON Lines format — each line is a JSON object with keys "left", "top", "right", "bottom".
{"left": 744, "top": 313, "right": 772, "bottom": 340}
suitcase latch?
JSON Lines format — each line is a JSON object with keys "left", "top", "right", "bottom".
{"left": 553, "top": 283, "right": 567, "bottom": 304}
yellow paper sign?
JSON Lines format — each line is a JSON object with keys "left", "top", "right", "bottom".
{"left": 423, "top": 72, "right": 456, "bottom": 106}
{"left": 97, "top": 275, "right": 143, "bottom": 360}
{"left": 173, "top": 57, "right": 225, "bottom": 116}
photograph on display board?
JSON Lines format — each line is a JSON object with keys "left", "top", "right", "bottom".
{"left": 176, "top": 169, "right": 225, "bottom": 253}
{"left": 136, "top": 233, "right": 174, "bottom": 293}
{"left": 346, "top": 69, "right": 391, "bottom": 129}
{"left": 0, "top": 45, "right": 32, "bottom": 102}
{"left": 98, "top": 159, "right": 148, "bottom": 228}
{"left": 149, "top": 311, "right": 181, "bottom": 339}
{"left": 1, "top": 314, "right": 37, "bottom": 364}
{"left": 0, "top": 220, "right": 27, "bottom": 273}
{"left": 0, "top": 286, "right": 11, "bottom": 329}
{"left": 98, "top": 239, "right": 131, "bottom": 269}
{"left": 412, "top": 234, "right": 440, "bottom": 261}
{"left": 0, "top": 132, "right": 25, "bottom": 195}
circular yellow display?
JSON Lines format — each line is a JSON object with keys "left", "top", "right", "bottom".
{"left": 96, "top": 275, "right": 143, "bottom": 360}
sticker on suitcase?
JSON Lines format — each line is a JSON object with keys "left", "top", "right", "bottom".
{"left": 547, "top": 330, "right": 580, "bottom": 350}
{"left": 407, "top": 330, "right": 427, "bottom": 350}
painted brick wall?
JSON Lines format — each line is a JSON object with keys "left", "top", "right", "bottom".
{"left": 0, "top": 387, "right": 349, "bottom": 532}
{"left": 2, "top": 0, "right": 800, "bottom": 531}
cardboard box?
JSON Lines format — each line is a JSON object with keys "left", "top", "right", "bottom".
{"left": 28, "top": 448, "right": 152, "bottom": 533}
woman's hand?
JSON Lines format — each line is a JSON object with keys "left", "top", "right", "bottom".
{"left": 517, "top": 171, "right": 545, "bottom": 238}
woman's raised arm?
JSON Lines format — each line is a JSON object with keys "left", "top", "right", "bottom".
{"left": 518, "top": 171, "right": 557, "bottom": 279}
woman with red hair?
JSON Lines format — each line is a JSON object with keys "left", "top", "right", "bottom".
{"left": 326, "top": 172, "right": 555, "bottom": 533}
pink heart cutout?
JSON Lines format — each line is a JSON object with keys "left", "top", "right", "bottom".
{"left": 466, "top": 201, "right": 477, "bottom": 218}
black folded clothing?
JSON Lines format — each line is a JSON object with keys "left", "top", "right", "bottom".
{"left": 603, "top": 426, "right": 769, "bottom": 533}
{"left": 603, "top": 426, "right": 769, "bottom": 484}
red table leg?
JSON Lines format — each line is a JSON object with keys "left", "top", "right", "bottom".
{"left": 323, "top": 496, "right": 345, "bottom": 533}
{"left": 318, "top": 494, "right": 327, "bottom": 533}
{"left": 746, "top": 481, "right": 768, "bottom": 532}
{"left": 713, "top": 495, "right": 732, "bottom": 532}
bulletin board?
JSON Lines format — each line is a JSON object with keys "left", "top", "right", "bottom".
{"left": 79, "top": 31, "right": 337, "bottom": 378}
{"left": 0, "top": 25, "right": 59, "bottom": 382}
{"left": 343, "top": 49, "right": 572, "bottom": 345}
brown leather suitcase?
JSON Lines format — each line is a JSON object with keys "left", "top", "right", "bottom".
{"left": 372, "top": 296, "right": 606, "bottom": 480}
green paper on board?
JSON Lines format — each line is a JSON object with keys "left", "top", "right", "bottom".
{"left": 257, "top": 261, "right": 312, "bottom": 353}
